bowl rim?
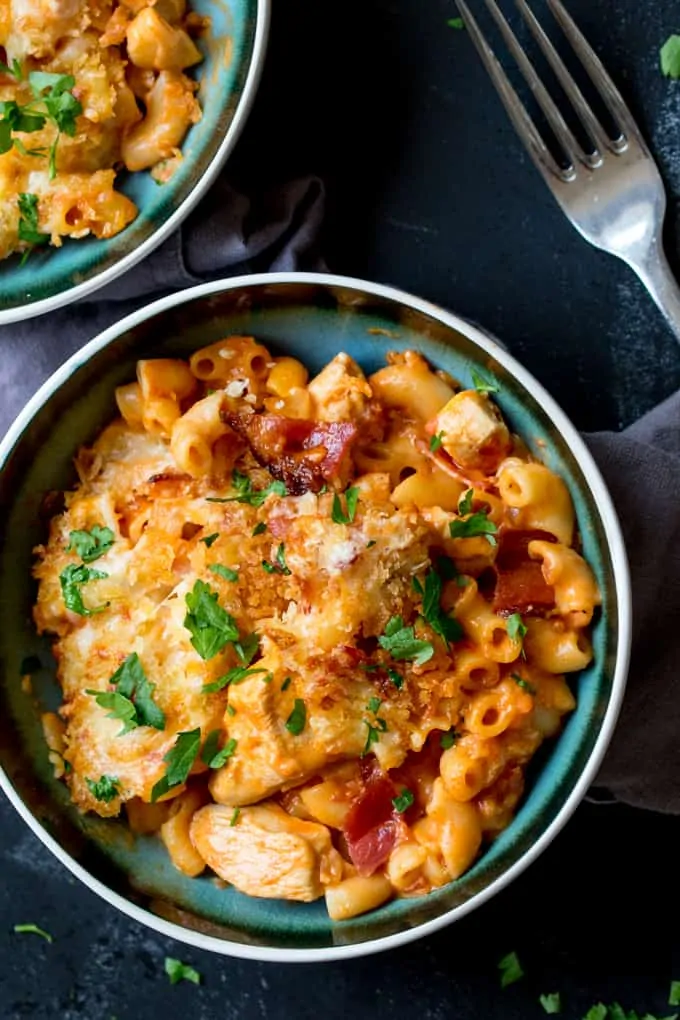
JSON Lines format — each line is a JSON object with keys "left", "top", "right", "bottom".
{"left": 0, "top": 271, "right": 632, "bottom": 962}
{"left": 0, "top": 0, "right": 271, "bottom": 327}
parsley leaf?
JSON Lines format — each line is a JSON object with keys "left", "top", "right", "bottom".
{"left": 202, "top": 665, "right": 269, "bottom": 693}
{"left": 362, "top": 721, "right": 381, "bottom": 755}
{"left": 276, "top": 543, "right": 291, "bottom": 575}
{"left": 449, "top": 509, "right": 498, "bottom": 546}
{"left": 209, "top": 564, "right": 239, "bottom": 582}
{"left": 281, "top": 676, "right": 292, "bottom": 692}
{"left": 200, "top": 532, "right": 219, "bottom": 547}
{"left": 539, "top": 993, "right": 561, "bottom": 1014}
{"left": 65, "top": 524, "right": 114, "bottom": 563}
{"left": 86, "top": 775, "right": 120, "bottom": 803}
{"left": 285, "top": 699, "right": 306, "bottom": 735}
{"left": 429, "top": 432, "right": 444, "bottom": 452}
{"left": 661, "top": 35, "right": 680, "bottom": 78}
{"left": 230, "top": 806, "right": 240, "bottom": 826}
{"left": 413, "top": 569, "right": 463, "bottom": 646}
{"left": 583, "top": 1008, "right": 608, "bottom": 1020}
{"left": 387, "top": 667, "right": 403, "bottom": 690}
{"left": 1, "top": 73, "right": 83, "bottom": 180}
{"left": 447, "top": 16, "right": 465, "bottom": 29}
{"left": 392, "top": 788, "right": 414, "bottom": 813}
{"left": 471, "top": 368, "right": 499, "bottom": 394}
{"left": 226, "top": 703, "right": 236, "bottom": 717}
{"left": 512, "top": 672, "right": 536, "bottom": 695}
{"left": 670, "top": 985, "right": 680, "bottom": 1007}
{"left": 184, "top": 579, "right": 239, "bottom": 660}
{"left": 151, "top": 728, "right": 201, "bottom": 802}
{"left": 164, "top": 957, "right": 201, "bottom": 986}
{"left": 108, "top": 653, "right": 166, "bottom": 730}
{"left": 234, "top": 632, "right": 259, "bottom": 665}
{"left": 507, "top": 613, "right": 528, "bottom": 654}
{"left": 201, "top": 730, "right": 237, "bottom": 768}
{"left": 440, "top": 729, "right": 459, "bottom": 750}
{"left": 17, "top": 193, "right": 48, "bottom": 256}
{"left": 379, "top": 616, "right": 434, "bottom": 665}
{"left": 207, "top": 473, "right": 286, "bottom": 507}
{"left": 252, "top": 522, "right": 267, "bottom": 536}
{"left": 458, "top": 488, "right": 474, "bottom": 515}
{"left": 59, "top": 564, "right": 108, "bottom": 616}
{"left": 498, "top": 951, "right": 524, "bottom": 988}
{"left": 13, "top": 923, "right": 53, "bottom": 942}
{"left": 331, "top": 486, "right": 360, "bottom": 525}
{"left": 0, "top": 58, "right": 23, "bottom": 79}
{"left": 366, "top": 696, "right": 382, "bottom": 714}
{"left": 85, "top": 689, "right": 137, "bottom": 735}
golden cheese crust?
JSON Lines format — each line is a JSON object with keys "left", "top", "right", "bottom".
{"left": 33, "top": 341, "right": 600, "bottom": 916}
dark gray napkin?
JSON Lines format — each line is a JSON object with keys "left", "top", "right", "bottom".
{"left": 585, "top": 392, "right": 680, "bottom": 814}
{"left": 0, "top": 175, "right": 325, "bottom": 431}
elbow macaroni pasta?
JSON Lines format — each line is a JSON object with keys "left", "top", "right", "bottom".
{"left": 33, "top": 337, "right": 601, "bottom": 921}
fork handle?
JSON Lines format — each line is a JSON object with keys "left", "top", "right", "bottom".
{"left": 630, "top": 242, "right": 680, "bottom": 344}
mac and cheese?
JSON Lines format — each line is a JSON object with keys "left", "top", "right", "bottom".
{"left": 33, "top": 341, "right": 600, "bottom": 920}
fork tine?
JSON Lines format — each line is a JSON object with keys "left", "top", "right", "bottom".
{"left": 454, "top": 0, "right": 572, "bottom": 183}
{"left": 546, "top": 0, "right": 648, "bottom": 152}
{"left": 515, "top": 0, "right": 608, "bottom": 162}
{"left": 483, "top": 0, "right": 587, "bottom": 170}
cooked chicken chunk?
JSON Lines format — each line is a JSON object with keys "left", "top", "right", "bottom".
{"left": 431, "top": 390, "right": 511, "bottom": 475}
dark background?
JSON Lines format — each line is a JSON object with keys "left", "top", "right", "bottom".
{"left": 2, "top": 0, "right": 680, "bottom": 1016}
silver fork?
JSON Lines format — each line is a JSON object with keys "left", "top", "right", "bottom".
{"left": 455, "top": 0, "right": 680, "bottom": 343}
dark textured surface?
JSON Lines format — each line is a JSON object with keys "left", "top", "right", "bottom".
{"left": 3, "top": 0, "right": 680, "bottom": 1016}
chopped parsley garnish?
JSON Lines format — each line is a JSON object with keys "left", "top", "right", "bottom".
{"left": 661, "top": 35, "right": 680, "bottom": 78}
{"left": 65, "top": 524, "right": 114, "bottom": 563}
{"left": 507, "top": 613, "right": 528, "bottom": 655}
{"left": 392, "top": 788, "right": 414, "bottom": 813}
{"left": 362, "top": 718, "right": 387, "bottom": 755}
{"left": 387, "top": 668, "right": 403, "bottom": 690}
{"left": 583, "top": 1008, "right": 608, "bottom": 1020}
{"left": 379, "top": 616, "right": 434, "bottom": 666}
{"left": 671, "top": 983, "right": 680, "bottom": 1007}
{"left": 262, "top": 561, "right": 276, "bottom": 574}
{"left": 471, "top": 368, "right": 499, "bottom": 394}
{"left": 164, "top": 957, "right": 201, "bottom": 986}
{"left": 458, "top": 489, "right": 474, "bottom": 515}
{"left": 366, "top": 540, "right": 377, "bottom": 548}
{"left": 366, "top": 696, "right": 382, "bottom": 714}
{"left": 13, "top": 923, "right": 53, "bottom": 942}
{"left": 276, "top": 543, "right": 291, "bottom": 575}
{"left": 512, "top": 672, "right": 536, "bottom": 695}
{"left": 200, "top": 532, "right": 219, "bottom": 547}
{"left": 539, "top": 993, "right": 561, "bottom": 1014}
{"left": 0, "top": 58, "right": 23, "bottom": 79}
{"left": 201, "top": 731, "right": 237, "bottom": 769}
{"left": 226, "top": 703, "right": 236, "bottom": 717}
{"left": 252, "top": 522, "right": 267, "bottom": 536}
{"left": 447, "top": 16, "right": 465, "bottom": 29}
{"left": 230, "top": 806, "right": 240, "bottom": 826}
{"left": 19, "top": 654, "right": 41, "bottom": 675}
{"left": 202, "top": 665, "right": 269, "bottom": 694}
{"left": 86, "top": 654, "right": 165, "bottom": 735}
{"left": 209, "top": 564, "right": 239, "bottom": 582}
{"left": 498, "top": 951, "right": 524, "bottom": 988}
{"left": 59, "top": 564, "right": 109, "bottom": 616}
{"left": 449, "top": 507, "right": 498, "bottom": 546}
{"left": 86, "top": 775, "right": 120, "bottom": 803}
{"left": 440, "top": 729, "right": 459, "bottom": 750}
{"left": 285, "top": 699, "right": 306, "bottom": 736}
{"left": 234, "top": 632, "right": 259, "bottom": 666}
{"left": 207, "top": 471, "right": 286, "bottom": 507}
{"left": 429, "top": 432, "right": 444, "bottom": 452}
{"left": 412, "top": 569, "right": 464, "bottom": 646}
{"left": 0, "top": 72, "right": 83, "bottom": 180}
{"left": 331, "top": 486, "right": 360, "bottom": 525}
{"left": 17, "top": 193, "right": 48, "bottom": 261}
{"left": 184, "top": 579, "right": 239, "bottom": 660}
{"left": 151, "top": 728, "right": 201, "bottom": 802}
{"left": 281, "top": 676, "right": 292, "bottom": 692}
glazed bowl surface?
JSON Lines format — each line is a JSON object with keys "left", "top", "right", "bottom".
{"left": 0, "top": 273, "right": 631, "bottom": 960}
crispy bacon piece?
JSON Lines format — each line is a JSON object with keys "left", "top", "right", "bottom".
{"left": 491, "top": 528, "right": 556, "bottom": 615}
{"left": 223, "top": 412, "right": 357, "bottom": 495}
{"left": 343, "top": 774, "right": 399, "bottom": 876}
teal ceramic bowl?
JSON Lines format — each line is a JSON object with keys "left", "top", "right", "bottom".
{"left": 0, "top": 274, "right": 631, "bottom": 961}
{"left": 0, "top": 1, "right": 269, "bottom": 324}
